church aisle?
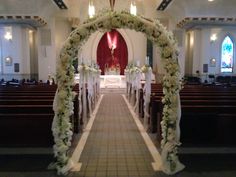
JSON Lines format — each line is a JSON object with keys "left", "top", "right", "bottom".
{"left": 73, "top": 94, "right": 157, "bottom": 177}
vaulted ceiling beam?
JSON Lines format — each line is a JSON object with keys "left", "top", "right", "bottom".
{"left": 52, "top": 0, "right": 68, "bottom": 9}
{"left": 177, "top": 17, "right": 236, "bottom": 29}
{"left": 157, "top": 0, "right": 173, "bottom": 11}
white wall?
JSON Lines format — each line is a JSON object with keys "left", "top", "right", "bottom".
{"left": 125, "top": 29, "right": 147, "bottom": 65}
{"left": 192, "top": 29, "right": 202, "bottom": 74}
{"left": 21, "top": 27, "right": 31, "bottom": 75}
{"left": 81, "top": 32, "right": 100, "bottom": 65}
{"left": 189, "top": 27, "right": 236, "bottom": 77}
{"left": 0, "top": 26, "right": 30, "bottom": 80}
{"left": 0, "top": 18, "right": 71, "bottom": 81}
{"left": 55, "top": 18, "right": 71, "bottom": 61}
{"left": 207, "top": 27, "right": 236, "bottom": 75}
{"left": 37, "top": 17, "right": 71, "bottom": 81}
{"left": 38, "top": 23, "right": 54, "bottom": 81}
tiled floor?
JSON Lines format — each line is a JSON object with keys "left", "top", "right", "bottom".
{"left": 73, "top": 94, "right": 157, "bottom": 177}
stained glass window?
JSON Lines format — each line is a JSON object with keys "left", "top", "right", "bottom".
{"left": 0, "top": 41, "right": 1, "bottom": 73}
{"left": 221, "top": 36, "right": 234, "bottom": 73}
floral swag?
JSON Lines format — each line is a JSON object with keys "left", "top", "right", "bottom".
{"left": 51, "top": 9, "right": 184, "bottom": 175}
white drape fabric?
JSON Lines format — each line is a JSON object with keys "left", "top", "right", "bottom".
{"left": 125, "top": 66, "right": 152, "bottom": 130}
{"left": 161, "top": 93, "right": 185, "bottom": 174}
{"left": 79, "top": 68, "right": 87, "bottom": 126}
{"left": 143, "top": 67, "right": 152, "bottom": 131}
{"left": 79, "top": 65, "right": 101, "bottom": 128}
{"left": 133, "top": 72, "right": 142, "bottom": 113}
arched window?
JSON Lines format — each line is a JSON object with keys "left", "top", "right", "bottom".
{"left": 221, "top": 36, "right": 234, "bottom": 73}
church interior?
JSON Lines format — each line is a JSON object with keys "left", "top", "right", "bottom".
{"left": 0, "top": 0, "right": 236, "bottom": 177}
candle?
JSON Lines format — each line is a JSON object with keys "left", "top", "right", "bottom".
{"left": 136, "top": 60, "right": 140, "bottom": 66}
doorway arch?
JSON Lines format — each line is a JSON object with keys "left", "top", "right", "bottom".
{"left": 52, "top": 10, "right": 184, "bottom": 175}
{"left": 97, "top": 29, "right": 128, "bottom": 75}
{"left": 89, "top": 29, "right": 134, "bottom": 68}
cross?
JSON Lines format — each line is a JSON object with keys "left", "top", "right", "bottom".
{"left": 109, "top": 0, "right": 115, "bottom": 11}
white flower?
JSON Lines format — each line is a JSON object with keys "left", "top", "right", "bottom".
{"left": 162, "top": 46, "right": 173, "bottom": 58}
{"left": 167, "top": 135, "right": 176, "bottom": 143}
{"left": 158, "top": 33, "right": 168, "bottom": 46}
{"left": 53, "top": 9, "right": 182, "bottom": 175}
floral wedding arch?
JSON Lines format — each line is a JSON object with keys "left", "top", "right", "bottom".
{"left": 52, "top": 10, "right": 184, "bottom": 175}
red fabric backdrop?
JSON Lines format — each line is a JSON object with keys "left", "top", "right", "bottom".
{"left": 97, "top": 29, "right": 128, "bottom": 75}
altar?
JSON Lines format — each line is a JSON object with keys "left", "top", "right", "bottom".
{"left": 100, "top": 75, "right": 126, "bottom": 88}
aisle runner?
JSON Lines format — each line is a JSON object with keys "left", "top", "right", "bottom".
{"left": 71, "top": 94, "right": 161, "bottom": 177}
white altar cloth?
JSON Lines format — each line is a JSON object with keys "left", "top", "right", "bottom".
{"left": 100, "top": 75, "right": 126, "bottom": 88}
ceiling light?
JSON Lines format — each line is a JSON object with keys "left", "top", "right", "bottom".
{"left": 4, "top": 27, "right": 12, "bottom": 41}
{"left": 210, "top": 34, "right": 217, "bottom": 42}
{"left": 4, "top": 32, "right": 12, "bottom": 40}
{"left": 208, "top": 0, "right": 214, "bottom": 2}
{"left": 130, "top": 1, "right": 137, "bottom": 16}
{"left": 88, "top": 0, "right": 95, "bottom": 18}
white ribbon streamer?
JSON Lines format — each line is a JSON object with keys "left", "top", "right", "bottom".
{"left": 134, "top": 71, "right": 142, "bottom": 113}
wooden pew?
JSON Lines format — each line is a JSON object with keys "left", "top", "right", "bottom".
{"left": 0, "top": 95, "right": 55, "bottom": 100}
{"left": 0, "top": 99, "right": 53, "bottom": 105}
{"left": 147, "top": 83, "right": 236, "bottom": 147}
{"left": 0, "top": 113, "right": 54, "bottom": 147}
{"left": 0, "top": 84, "right": 80, "bottom": 147}
{"left": 179, "top": 106, "right": 236, "bottom": 147}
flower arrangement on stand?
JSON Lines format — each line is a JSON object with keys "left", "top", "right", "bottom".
{"left": 126, "top": 64, "right": 142, "bottom": 111}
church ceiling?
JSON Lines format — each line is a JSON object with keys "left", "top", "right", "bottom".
{"left": 1, "top": 0, "right": 236, "bottom": 28}
{"left": 158, "top": 0, "right": 236, "bottom": 28}
{"left": 52, "top": 0, "right": 68, "bottom": 9}
{"left": 157, "top": 0, "right": 173, "bottom": 11}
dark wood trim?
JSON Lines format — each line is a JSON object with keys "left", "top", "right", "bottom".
{"left": 157, "top": 0, "right": 173, "bottom": 11}
{"left": 52, "top": 0, "right": 68, "bottom": 10}
{"left": 177, "top": 17, "right": 236, "bottom": 29}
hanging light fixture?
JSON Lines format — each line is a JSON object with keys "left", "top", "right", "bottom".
{"left": 109, "top": 0, "right": 116, "bottom": 11}
{"left": 130, "top": 0, "right": 137, "bottom": 16}
{"left": 88, "top": 0, "right": 95, "bottom": 18}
